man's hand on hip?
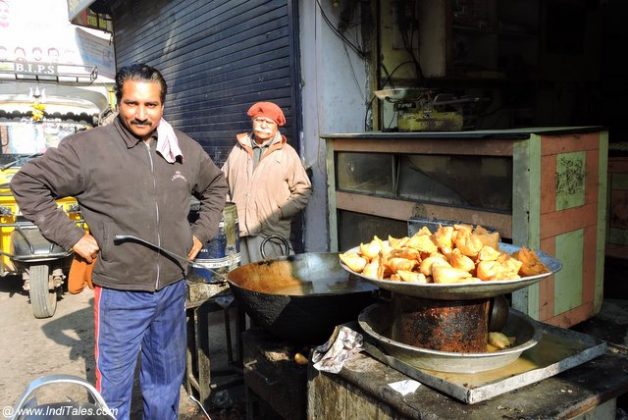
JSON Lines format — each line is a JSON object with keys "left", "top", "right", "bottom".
{"left": 72, "top": 233, "right": 100, "bottom": 263}
{"left": 188, "top": 235, "right": 203, "bottom": 261}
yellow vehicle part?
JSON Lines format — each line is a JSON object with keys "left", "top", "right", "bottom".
{"left": 0, "top": 168, "right": 86, "bottom": 275}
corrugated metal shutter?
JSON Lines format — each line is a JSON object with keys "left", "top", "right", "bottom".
{"left": 109, "top": 0, "right": 301, "bottom": 167}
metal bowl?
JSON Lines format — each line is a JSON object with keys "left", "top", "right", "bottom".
{"left": 340, "top": 243, "right": 562, "bottom": 300}
{"left": 358, "top": 303, "right": 541, "bottom": 374}
{"left": 373, "top": 88, "right": 428, "bottom": 102}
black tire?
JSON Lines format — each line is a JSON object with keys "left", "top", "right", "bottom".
{"left": 29, "top": 264, "right": 57, "bottom": 319}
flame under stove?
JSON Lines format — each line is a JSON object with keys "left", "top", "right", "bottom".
{"left": 242, "top": 328, "right": 308, "bottom": 420}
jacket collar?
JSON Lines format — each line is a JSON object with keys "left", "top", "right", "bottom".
{"left": 113, "top": 116, "right": 157, "bottom": 148}
{"left": 236, "top": 131, "right": 286, "bottom": 157}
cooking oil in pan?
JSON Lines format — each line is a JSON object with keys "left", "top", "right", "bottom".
{"left": 272, "top": 277, "right": 375, "bottom": 296}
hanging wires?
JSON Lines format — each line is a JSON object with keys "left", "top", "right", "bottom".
{"left": 364, "top": 60, "right": 418, "bottom": 131}
{"left": 315, "top": 0, "right": 369, "bottom": 59}
{"left": 393, "top": 0, "right": 424, "bottom": 81}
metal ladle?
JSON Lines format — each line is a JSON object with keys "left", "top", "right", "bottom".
{"left": 113, "top": 234, "right": 223, "bottom": 280}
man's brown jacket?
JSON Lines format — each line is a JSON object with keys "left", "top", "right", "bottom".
{"left": 10, "top": 117, "right": 228, "bottom": 291}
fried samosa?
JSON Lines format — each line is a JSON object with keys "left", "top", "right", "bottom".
{"left": 407, "top": 233, "right": 438, "bottom": 254}
{"left": 448, "top": 248, "right": 476, "bottom": 272}
{"left": 339, "top": 252, "right": 367, "bottom": 273}
{"left": 432, "top": 266, "right": 473, "bottom": 284}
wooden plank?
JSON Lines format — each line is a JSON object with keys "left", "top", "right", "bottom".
{"left": 581, "top": 224, "right": 597, "bottom": 305}
{"left": 544, "top": 302, "right": 594, "bottom": 328}
{"left": 322, "top": 127, "right": 602, "bottom": 139}
{"left": 329, "top": 138, "right": 514, "bottom": 156}
{"left": 511, "top": 137, "right": 534, "bottom": 317}
{"left": 540, "top": 204, "right": 597, "bottom": 239}
{"left": 334, "top": 192, "right": 513, "bottom": 238}
{"left": 540, "top": 132, "right": 600, "bottom": 156}
{"left": 595, "top": 131, "right": 608, "bottom": 313}
{"left": 538, "top": 237, "right": 556, "bottom": 321}
{"left": 308, "top": 369, "right": 400, "bottom": 419}
{"left": 513, "top": 134, "right": 541, "bottom": 318}
{"left": 511, "top": 139, "right": 531, "bottom": 245}
{"left": 554, "top": 229, "right": 584, "bottom": 317}
{"left": 540, "top": 155, "right": 556, "bottom": 214}
{"left": 527, "top": 134, "right": 542, "bottom": 250}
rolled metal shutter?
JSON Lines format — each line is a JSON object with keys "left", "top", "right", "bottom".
{"left": 109, "top": 0, "right": 301, "bottom": 167}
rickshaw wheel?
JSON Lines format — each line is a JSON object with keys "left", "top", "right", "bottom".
{"left": 29, "top": 264, "right": 57, "bottom": 319}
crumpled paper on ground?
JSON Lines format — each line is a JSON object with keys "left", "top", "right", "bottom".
{"left": 388, "top": 379, "right": 421, "bottom": 396}
{"left": 311, "top": 326, "right": 363, "bottom": 373}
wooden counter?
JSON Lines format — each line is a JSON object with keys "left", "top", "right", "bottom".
{"left": 322, "top": 127, "right": 608, "bottom": 327}
{"left": 307, "top": 344, "right": 627, "bottom": 419}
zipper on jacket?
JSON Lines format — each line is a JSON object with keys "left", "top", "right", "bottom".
{"left": 145, "top": 142, "right": 161, "bottom": 290}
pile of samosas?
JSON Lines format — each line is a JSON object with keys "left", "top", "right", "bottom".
{"left": 339, "top": 224, "right": 548, "bottom": 284}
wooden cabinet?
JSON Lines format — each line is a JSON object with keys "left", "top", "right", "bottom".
{"left": 322, "top": 127, "right": 608, "bottom": 327}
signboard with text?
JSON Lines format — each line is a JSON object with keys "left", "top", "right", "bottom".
{"left": 0, "top": 0, "right": 114, "bottom": 79}
{"left": 13, "top": 62, "right": 58, "bottom": 76}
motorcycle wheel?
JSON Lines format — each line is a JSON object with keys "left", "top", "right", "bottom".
{"left": 29, "top": 264, "right": 57, "bottom": 319}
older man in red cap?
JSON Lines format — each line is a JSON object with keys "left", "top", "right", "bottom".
{"left": 222, "top": 101, "right": 311, "bottom": 263}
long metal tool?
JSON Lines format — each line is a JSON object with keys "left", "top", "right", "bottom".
{"left": 114, "top": 234, "right": 194, "bottom": 263}
{"left": 114, "top": 234, "right": 226, "bottom": 284}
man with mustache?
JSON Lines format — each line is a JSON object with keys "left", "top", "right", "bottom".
{"left": 10, "top": 64, "right": 228, "bottom": 419}
{"left": 222, "top": 101, "right": 311, "bottom": 263}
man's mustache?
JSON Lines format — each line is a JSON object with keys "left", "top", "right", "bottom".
{"left": 131, "top": 120, "right": 152, "bottom": 127}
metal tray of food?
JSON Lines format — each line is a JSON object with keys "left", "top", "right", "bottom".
{"left": 340, "top": 243, "right": 562, "bottom": 300}
{"left": 358, "top": 303, "right": 541, "bottom": 374}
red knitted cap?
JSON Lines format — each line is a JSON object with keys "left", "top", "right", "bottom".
{"left": 247, "top": 101, "right": 286, "bottom": 127}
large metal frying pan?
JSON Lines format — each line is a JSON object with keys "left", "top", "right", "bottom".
{"left": 227, "top": 253, "right": 378, "bottom": 344}
{"left": 340, "top": 243, "right": 562, "bottom": 300}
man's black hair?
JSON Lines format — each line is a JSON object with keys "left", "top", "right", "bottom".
{"left": 115, "top": 64, "right": 167, "bottom": 104}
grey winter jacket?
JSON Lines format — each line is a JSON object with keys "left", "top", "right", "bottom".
{"left": 10, "top": 117, "right": 228, "bottom": 291}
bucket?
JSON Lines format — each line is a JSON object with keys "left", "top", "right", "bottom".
{"left": 190, "top": 202, "right": 240, "bottom": 283}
